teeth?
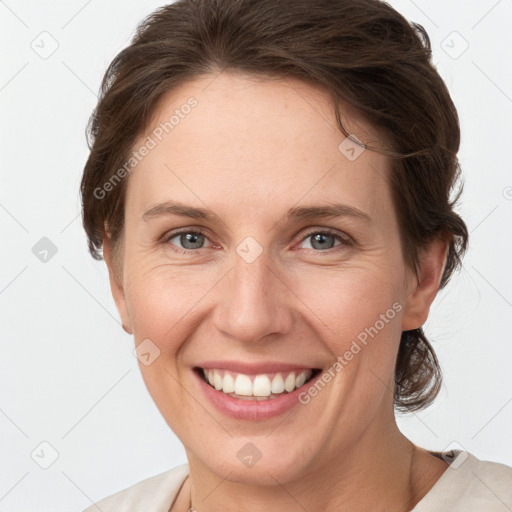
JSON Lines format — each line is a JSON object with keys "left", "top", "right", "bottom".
{"left": 253, "top": 375, "right": 271, "bottom": 397}
{"left": 222, "top": 373, "right": 235, "bottom": 393}
{"left": 284, "top": 373, "right": 296, "bottom": 392}
{"left": 271, "top": 373, "right": 284, "bottom": 394}
{"left": 234, "top": 374, "right": 253, "bottom": 396}
{"left": 213, "top": 371, "right": 223, "bottom": 391}
{"left": 202, "top": 368, "right": 314, "bottom": 398}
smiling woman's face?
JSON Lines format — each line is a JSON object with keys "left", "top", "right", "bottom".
{"left": 105, "top": 71, "right": 439, "bottom": 485}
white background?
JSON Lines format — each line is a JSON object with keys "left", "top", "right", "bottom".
{"left": 1, "top": 1, "right": 511, "bottom": 510}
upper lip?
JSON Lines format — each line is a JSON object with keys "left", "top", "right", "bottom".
{"left": 195, "top": 360, "right": 320, "bottom": 375}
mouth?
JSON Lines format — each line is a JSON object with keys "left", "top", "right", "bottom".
{"left": 194, "top": 366, "right": 322, "bottom": 401}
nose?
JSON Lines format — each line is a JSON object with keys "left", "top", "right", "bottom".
{"left": 211, "top": 246, "right": 294, "bottom": 345}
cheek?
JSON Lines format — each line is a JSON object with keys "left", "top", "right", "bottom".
{"left": 123, "top": 269, "right": 200, "bottom": 428}
{"left": 295, "top": 263, "right": 403, "bottom": 336}
{"left": 294, "top": 264, "right": 405, "bottom": 394}
{"left": 124, "top": 248, "right": 406, "bottom": 365}
{"left": 123, "top": 263, "right": 217, "bottom": 353}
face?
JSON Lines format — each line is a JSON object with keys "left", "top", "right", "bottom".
{"left": 105, "top": 71, "right": 443, "bottom": 485}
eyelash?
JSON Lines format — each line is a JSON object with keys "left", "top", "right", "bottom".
{"left": 161, "top": 227, "right": 353, "bottom": 255}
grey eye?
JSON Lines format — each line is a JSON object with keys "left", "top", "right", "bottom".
{"left": 169, "top": 231, "right": 207, "bottom": 250}
{"left": 300, "top": 232, "right": 341, "bottom": 251}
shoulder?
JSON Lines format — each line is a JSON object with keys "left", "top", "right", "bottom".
{"left": 81, "top": 463, "right": 189, "bottom": 512}
{"left": 469, "top": 454, "right": 512, "bottom": 505}
{"left": 414, "top": 451, "right": 512, "bottom": 511}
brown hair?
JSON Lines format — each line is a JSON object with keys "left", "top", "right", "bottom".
{"left": 80, "top": 0, "right": 468, "bottom": 412}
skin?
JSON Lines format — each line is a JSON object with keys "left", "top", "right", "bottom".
{"left": 103, "top": 71, "right": 449, "bottom": 512}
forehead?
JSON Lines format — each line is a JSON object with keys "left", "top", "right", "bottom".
{"left": 125, "top": 71, "right": 393, "bottom": 226}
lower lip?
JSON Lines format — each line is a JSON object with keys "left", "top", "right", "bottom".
{"left": 193, "top": 368, "right": 322, "bottom": 421}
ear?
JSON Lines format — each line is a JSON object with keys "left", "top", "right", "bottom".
{"left": 103, "top": 234, "right": 133, "bottom": 335}
{"left": 401, "top": 236, "right": 449, "bottom": 331}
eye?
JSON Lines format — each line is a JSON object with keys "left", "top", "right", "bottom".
{"left": 296, "top": 228, "right": 352, "bottom": 252}
{"left": 162, "top": 227, "right": 353, "bottom": 254}
{"left": 164, "top": 229, "right": 212, "bottom": 253}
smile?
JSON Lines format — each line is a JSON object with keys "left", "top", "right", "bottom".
{"left": 197, "top": 367, "right": 321, "bottom": 400}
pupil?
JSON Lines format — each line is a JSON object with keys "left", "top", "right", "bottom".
{"left": 182, "top": 232, "right": 203, "bottom": 249}
{"left": 312, "top": 233, "right": 334, "bottom": 250}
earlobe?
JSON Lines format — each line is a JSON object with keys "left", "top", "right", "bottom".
{"left": 401, "top": 237, "right": 449, "bottom": 331}
{"left": 103, "top": 235, "right": 133, "bottom": 335}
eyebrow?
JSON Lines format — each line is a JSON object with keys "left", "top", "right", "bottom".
{"left": 142, "top": 200, "right": 371, "bottom": 224}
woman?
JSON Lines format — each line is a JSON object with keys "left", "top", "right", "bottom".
{"left": 80, "top": 0, "right": 512, "bottom": 510}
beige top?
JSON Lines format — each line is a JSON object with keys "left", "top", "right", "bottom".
{"left": 81, "top": 451, "right": 512, "bottom": 511}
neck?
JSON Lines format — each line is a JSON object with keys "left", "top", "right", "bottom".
{"left": 181, "top": 415, "right": 447, "bottom": 512}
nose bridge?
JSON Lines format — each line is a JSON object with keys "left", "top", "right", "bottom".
{"left": 233, "top": 247, "right": 271, "bottom": 306}
{"left": 213, "top": 240, "right": 293, "bottom": 342}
